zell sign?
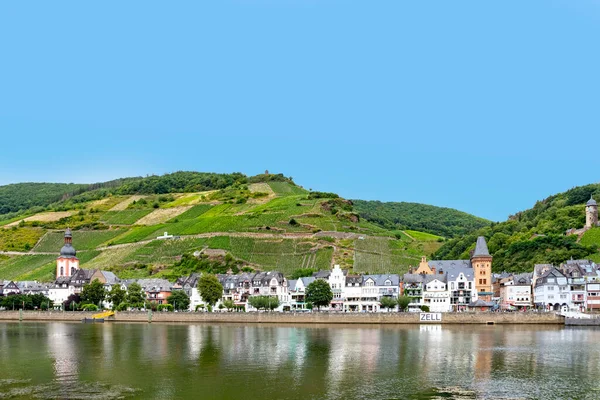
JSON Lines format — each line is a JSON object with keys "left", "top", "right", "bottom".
{"left": 419, "top": 312, "right": 442, "bottom": 322}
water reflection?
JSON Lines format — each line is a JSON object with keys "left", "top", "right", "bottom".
{"left": 2, "top": 323, "right": 600, "bottom": 399}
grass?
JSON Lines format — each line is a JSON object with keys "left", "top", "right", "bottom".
{"left": 101, "top": 210, "right": 154, "bottom": 225}
{"left": 134, "top": 206, "right": 192, "bottom": 225}
{"left": 110, "top": 225, "right": 167, "bottom": 245}
{"left": 81, "top": 243, "right": 145, "bottom": 270}
{"left": 169, "top": 204, "right": 213, "bottom": 221}
{"left": 581, "top": 227, "right": 600, "bottom": 248}
{"left": 0, "top": 254, "right": 57, "bottom": 280}
{"left": 405, "top": 230, "right": 443, "bottom": 241}
{"left": 123, "top": 238, "right": 210, "bottom": 264}
{"left": 268, "top": 182, "right": 307, "bottom": 196}
{"left": 0, "top": 227, "right": 46, "bottom": 252}
{"left": 33, "top": 229, "right": 127, "bottom": 252}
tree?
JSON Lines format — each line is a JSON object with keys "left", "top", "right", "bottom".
{"left": 126, "top": 282, "right": 146, "bottom": 308}
{"left": 63, "top": 294, "right": 81, "bottom": 311}
{"left": 167, "top": 290, "right": 190, "bottom": 311}
{"left": 107, "top": 284, "right": 126, "bottom": 310}
{"left": 380, "top": 296, "right": 397, "bottom": 311}
{"left": 248, "top": 295, "right": 279, "bottom": 311}
{"left": 305, "top": 280, "right": 333, "bottom": 311}
{"left": 397, "top": 296, "right": 412, "bottom": 312}
{"left": 81, "top": 279, "right": 106, "bottom": 307}
{"left": 223, "top": 299, "right": 235, "bottom": 311}
{"left": 197, "top": 274, "right": 223, "bottom": 308}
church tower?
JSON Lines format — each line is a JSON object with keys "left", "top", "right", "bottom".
{"left": 586, "top": 196, "right": 598, "bottom": 229}
{"left": 471, "top": 236, "right": 493, "bottom": 302}
{"left": 56, "top": 228, "right": 79, "bottom": 278}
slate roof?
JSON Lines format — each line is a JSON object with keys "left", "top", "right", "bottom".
{"left": 428, "top": 260, "right": 472, "bottom": 270}
{"left": 402, "top": 274, "right": 425, "bottom": 283}
{"left": 445, "top": 266, "right": 474, "bottom": 281}
{"left": 101, "top": 271, "right": 119, "bottom": 285}
{"left": 300, "top": 277, "right": 315, "bottom": 287}
{"left": 472, "top": 236, "right": 490, "bottom": 257}
{"left": 362, "top": 274, "right": 400, "bottom": 286}
{"left": 136, "top": 279, "right": 172, "bottom": 292}
{"left": 512, "top": 273, "right": 532, "bottom": 285}
{"left": 345, "top": 275, "right": 362, "bottom": 286}
{"left": 288, "top": 279, "right": 297, "bottom": 292}
{"left": 313, "top": 270, "right": 331, "bottom": 279}
{"left": 468, "top": 299, "right": 494, "bottom": 308}
{"left": 588, "top": 196, "right": 597, "bottom": 206}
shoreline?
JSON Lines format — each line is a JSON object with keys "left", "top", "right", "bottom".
{"left": 0, "top": 311, "right": 565, "bottom": 325}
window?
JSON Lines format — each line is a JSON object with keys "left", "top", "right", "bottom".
{"left": 60, "top": 267, "right": 64, "bottom": 276}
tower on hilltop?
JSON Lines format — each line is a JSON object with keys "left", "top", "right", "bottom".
{"left": 56, "top": 228, "right": 79, "bottom": 279}
{"left": 586, "top": 196, "right": 598, "bottom": 229}
{"left": 471, "top": 236, "right": 493, "bottom": 302}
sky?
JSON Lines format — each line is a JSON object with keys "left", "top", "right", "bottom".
{"left": 0, "top": 1, "right": 598, "bottom": 221}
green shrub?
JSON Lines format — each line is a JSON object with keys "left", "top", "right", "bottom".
{"left": 157, "top": 304, "right": 174, "bottom": 312}
{"left": 81, "top": 304, "right": 99, "bottom": 312}
{"left": 116, "top": 302, "right": 129, "bottom": 311}
{"left": 195, "top": 304, "right": 205, "bottom": 312}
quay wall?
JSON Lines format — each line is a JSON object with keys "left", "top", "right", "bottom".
{"left": 0, "top": 311, "right": 564, "bottom": 325}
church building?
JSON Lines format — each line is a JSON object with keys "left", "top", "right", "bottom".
{"left": 56, "top": 228, "right": 79, "bottom": 279}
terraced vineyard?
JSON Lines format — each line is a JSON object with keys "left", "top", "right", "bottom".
{"left": 34, "top": 229, "right": 127, "bottom": 252}
{"left": 0, "top": 178, "right": 450, "bottom": 281}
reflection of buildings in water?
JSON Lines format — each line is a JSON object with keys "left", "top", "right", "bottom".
{"left": 474, "top": 329, "right": 494, "bottom": 381}
{"left": 46, "top": 323, "right": 80, "bottom": 383}
{"left": 141, "top": 324, "right": 169, "bottom": 362}
{"left": 101, "top": 323, "right": 114, "bottom": 365}
{"left": 187, "top": 325, "right": 203, "bottom": 360}
{"left": 359, "top": 328, "right": 381, "bottom": 373}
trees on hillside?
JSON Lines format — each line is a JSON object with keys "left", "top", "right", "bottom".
{"left": 198, "top": 275, "right": 223, "bottom": 309}
{"left": 305, "top": 280, "right": 333, "bottom": 310}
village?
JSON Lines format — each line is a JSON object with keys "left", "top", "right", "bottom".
{"left": 1, "top": 193, "right": 599, "bottom": 315}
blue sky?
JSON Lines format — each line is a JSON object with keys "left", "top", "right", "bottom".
{"left": 0, "top": 1, "right": 598, "bottom": 221}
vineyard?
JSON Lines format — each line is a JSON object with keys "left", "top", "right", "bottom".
{"left": 33, "top": 229, "right": 127, "bottom": 252}
{"left": 101, "top": 210, "right": 154, "bottom": 225}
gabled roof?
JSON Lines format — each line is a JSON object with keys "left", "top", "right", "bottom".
{"left": 468, "top": 299, "right": 494, "bottom": 307}
{"left": 362, "top": 274, "right": 400, "bottom": 286}
{"left": 472, "top": 236, "right": 490, "bottom": 258}
{"left": 429, "top": 260, "right": 472, "bottom": 270}
{"left": 288, "top": 279, "right": 298, "bottom": 292}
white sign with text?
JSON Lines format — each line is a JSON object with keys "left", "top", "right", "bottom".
{"left": 419, "top": 312, "right": 442, "bottom": 322}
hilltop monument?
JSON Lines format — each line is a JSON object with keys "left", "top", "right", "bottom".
{"left": 566, "top": 195, "right": 599, "bottom": 236}
{"left": 56, "top": 228, "right": 79, "bottom": 279}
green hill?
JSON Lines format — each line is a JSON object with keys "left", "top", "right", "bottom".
{"left": 433, "top": 183, "right": 600, "bottom": 273}
{"left": 353, "top": 200, "right": 490, "bottom": 238}
{"left": 0, "top": 172, "right": 447, "bottom": 282}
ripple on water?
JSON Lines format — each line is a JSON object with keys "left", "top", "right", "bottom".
{"left": 0, "top": 380, "right": 139, "bottom": 399}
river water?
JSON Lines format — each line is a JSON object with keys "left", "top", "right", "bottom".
{"left": 0, "top": 322, "right": 598, "bottom": 399}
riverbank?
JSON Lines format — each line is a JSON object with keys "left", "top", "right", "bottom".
{"left": 0, "top": 311, "right": 565, "bottom": 324}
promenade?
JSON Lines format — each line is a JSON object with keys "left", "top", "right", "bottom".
{"left": 0, "top": 311, "right": 565, "bottom": 325}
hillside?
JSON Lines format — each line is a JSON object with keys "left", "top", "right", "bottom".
{"left": 0, "top": 172, "right": 445, "bottom": 282}
{"left": 433, "top": 183, "right": 600, "bottom": 273}
{"left": 353, "top": 200, "right": 490, "bottom": 238}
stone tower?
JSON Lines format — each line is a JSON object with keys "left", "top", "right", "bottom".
{"left": 586, "top": 196, "right": 598, "bottom": 229}
{"left": 56, "top": 228, "right": 79, "bottom": 279}
{"left": 471, "top": 236, "right": 493, "bottom": 302}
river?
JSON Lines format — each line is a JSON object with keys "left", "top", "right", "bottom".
{"left": 0, "top": 322, "right": 598, "bottom": 399}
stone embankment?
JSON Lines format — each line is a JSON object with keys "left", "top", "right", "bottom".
{"left": 0, "top": 311, "right": 564, "bottom": 325}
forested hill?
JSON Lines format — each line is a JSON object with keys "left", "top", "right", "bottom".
{"left": 433, "top": 183, "right": 600, "bottom": 273}
{"left": 0, "top": 172, "right": 292, "bottom": 217}
{"left": 352, "top": 200, "right": 490, "bottom": 238}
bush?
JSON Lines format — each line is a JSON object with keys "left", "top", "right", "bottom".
{"left": 116, "top": 302, "right": 129, "bottom": 311}
{"left": 195, "top": 304, "right": 205, "bottom": 312}
{"left": 207, "top": 305, "right": 213, "bottom": 312}
{"left": 289, "top": 218, "right": 298, "bottom": 226}
{"left": 81, "top": 304, "right": 99, "bottom": 312}
{"left": 157, "top": 304, "right": 174, "bottom": 312}
{"left": 420, "top": 305, "right": 430, "bottom": 312}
